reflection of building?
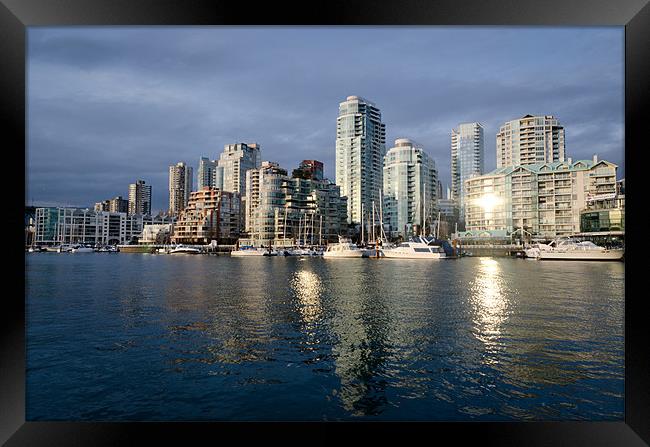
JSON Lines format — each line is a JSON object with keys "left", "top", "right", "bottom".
{"left": 34, "top": 207, "right": 172, "bottom": 245}
{"left": 496, "top": 115, "right": 565, "bottom": 168}
{"left": 243, "top": 160, "right": 348, "bottom": 246}
{"left": 465, "top": 156, "right": 618, "bottom": 238}
{"left": 128, "top": 180, "right": 152, "bottom": 216}
{"left": 335, "top": 96, "right": 386, "bottom": 224}
{"left": 169, "top": 162, "right": 193, "bottom": 216}
{"left": 171, "top": 187, "right": 240, "bottom": 244}
{"left": 451, "top": 122, "right": 484, "bottom": 227}
{"left": 383, "top": 138, "right": 438, "bottom": 239}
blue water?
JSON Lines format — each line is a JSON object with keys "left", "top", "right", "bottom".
{"left": 25, "top": 254, "right": 624, "bottom": 420}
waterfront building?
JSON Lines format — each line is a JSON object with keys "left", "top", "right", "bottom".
{"left": 171, "top": 187, "right": 241, "bottom": 244}
{"left": 464, "top": 155, "right": 617, "bottom": 238}
{"left": 579, "top": 177, "right": 625, "bottom": 233}
{"left": 383, "top": 138, "right": 438, "bottom": 239}
{"left": 197, "top": 157, "right": 219, "bottom": 190}
{"left": 496, "top": 115, "right": 565, "bottom": 168}
{"left": 34, "top": 208, "right": 173, "bottom": 246}
{"left": 138, "top": 224, "right": 172, "bottom": 245}
{"left": 292, "top": 159, "right": 324, "bottom": 181}
{"left": 335, "top": 96, "right": 386, "bottom": 225}
{"left": 436, "top": 186, "right": 457, "bottom": 239}
{"left": 451, "top": 122, "right": 484, "bottom": 227}
{"left": 245, "top": 161, "right": 288, "bottom": 240}
{"left": 243, "top": 160, "right": 348, "bottom": 246}
{"left": 25, "top": 206, "right": 36, "bottom": 246}
{"left": 128, "top": 180, "right": 152, "bottom": 216}
{"left": 168, "top": 162, "right": 193, "bottom": 216}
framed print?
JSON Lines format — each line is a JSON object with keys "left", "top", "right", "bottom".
{"left": 3, "top": 0, "right": 649, "bottom": 444}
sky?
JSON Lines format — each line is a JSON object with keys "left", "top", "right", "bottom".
{"left": 27, "top": 26, "right": 624, "bottom": 213}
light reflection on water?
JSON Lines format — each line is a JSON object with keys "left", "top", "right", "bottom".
{"left": 26, "top": 255, "right": 624, "bottom": 421}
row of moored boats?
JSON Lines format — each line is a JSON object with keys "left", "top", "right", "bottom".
{"left": 231, "top": 236, "right": 449, "bottom": 259}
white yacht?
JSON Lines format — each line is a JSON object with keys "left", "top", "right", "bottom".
{"left": 169, "top": 245, "right": 202, "bottom": 255}
{"left": 323, "top": 238, "right": 371, "bottom": 258}
{"left": 381, "top": 237, "right": 447, "bottom": 259}
{"left": 230, "top": 247, "right": 267, "bottom": 256}
{"left": 70, "top": 245, "right": 94, "bottom": 253}
{"left": 536, "top": 239, "right": 624, "bottom": 261}
{"left": 523, "top": 243, "right": 552, "bottom": 259}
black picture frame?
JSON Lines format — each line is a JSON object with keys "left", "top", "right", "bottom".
{"left": 3, "top": 0, "right": 648, "bottom": 444}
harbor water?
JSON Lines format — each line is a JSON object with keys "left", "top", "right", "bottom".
{"left": 25, "top": 254, "right": 624, "bottom": 420}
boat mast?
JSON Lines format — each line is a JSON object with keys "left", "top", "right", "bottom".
{"left": 319, "top": 214, "right": 323, "bottom": 246}
{"left": 360, "top": 202, "right": 364, "bottom": 245}
{"left": 372, "top": 200, "right": 376, "bottom": 245}
{"left": 298, "top": 212, "right": 302, "bottom": 246}
{"left": 310, "top": 213, "right": 314, "bottom": 246}
{"left": 379, "top": 188, "right": 387, "bottom": 243}
{"left": 283, "top": 206, "right": 288, "bottom": 243}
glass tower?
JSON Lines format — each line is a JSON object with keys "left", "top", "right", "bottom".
{"left": 451, "top": 122, "right": 484, "bottom": 226}
{"left": 335, "top": 96, "right": 386, "bottom": 224}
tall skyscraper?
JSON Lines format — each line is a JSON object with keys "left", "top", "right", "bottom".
{"left": 335, "top": 95, "right": 386, "bottom": 224}
{"left": 496, "top": 114, "right": 565, "bottom": 168}
{"left": 168, "top": 162, "right": 193, "bottom": 215}
{"left": 451, "top": 122, "right": 484, "bottom": 226}
{"left": 217, "top": 143, "right": 261, "bottom": 196}
{"left": 197, "top": 157, "right": 218, "bottom": 190}
{"left": 128, "top": 180, "right": 152, "bottom": 216}
{"left": 383, "top": 138, "right": 438, "bottom": 238}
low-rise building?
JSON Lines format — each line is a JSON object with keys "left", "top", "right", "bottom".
{"left": 464, "top": 156, "right": 618, "bottom": 238}
{"left": 34, "top": 208, "right": 173, "bottom": 246}
{"left": 171, "top": 187, "right": 241, "bottom": 244}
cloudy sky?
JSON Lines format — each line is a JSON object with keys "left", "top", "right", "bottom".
{"left": 27, "top": 26, "right": 624, "bottom": 213}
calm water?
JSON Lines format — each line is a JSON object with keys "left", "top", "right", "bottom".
{"left": 25, "top": 253, "right": 624, "bottom": 421}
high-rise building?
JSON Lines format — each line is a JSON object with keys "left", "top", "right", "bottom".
{"left": 243, "top": 160, "right": 348, "bottom": 246}
{"left": 335, "top": 95, "right": 386, "bottom": 224}
{"left": 464, "top": 156, "right": 617, "bottom": 238}
{"left": 128, "top": 180, "right": 152, "bottom": 216}
{"left": 197, "top": 157, "right": 218, "bottom": 190}
{"left": 383, "top": 138, "right": 438, "bottom": 239}
{"left": 168, "top": 162, "right": 193, "bottom": 216}
{"left": 451, "top": 122, "right": 484, "bottom": 227}
{"left": 217, "top": 143, "right": 261, "bottom": 195}
{"left": 496, "top": 115, "right": 565, "bottom": 168}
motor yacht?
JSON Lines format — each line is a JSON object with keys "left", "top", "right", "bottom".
{"left": 70, "top": 245, "right": 94, "bottom": 253}
{"left": 230, "top": 247, "right": 267, "bottom": 256}
{"left": 381, "top": 236, "right": 447, "bottom": 259}
{"left": 169, "top": 245, "right": 202, "bottom": 255}
{"left": 536, "top": 239, "right": 624, "bottom": 261}
{"left": 323, "top": 238, "right": 371, "bottom": 258}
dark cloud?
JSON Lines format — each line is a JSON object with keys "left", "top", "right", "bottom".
{"left": 27, "top": 27, "right": 624, "bottom": 212}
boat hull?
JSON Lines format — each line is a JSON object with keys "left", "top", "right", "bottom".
{"left": 382, "top": 251, "right": 446, "bottom": 259}
{"left": 537, "top": 250, "right": 624, "bottom": 261}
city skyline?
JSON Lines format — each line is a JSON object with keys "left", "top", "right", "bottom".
{"left": 27, "top": 27, "right": 624, "bottom": 212}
